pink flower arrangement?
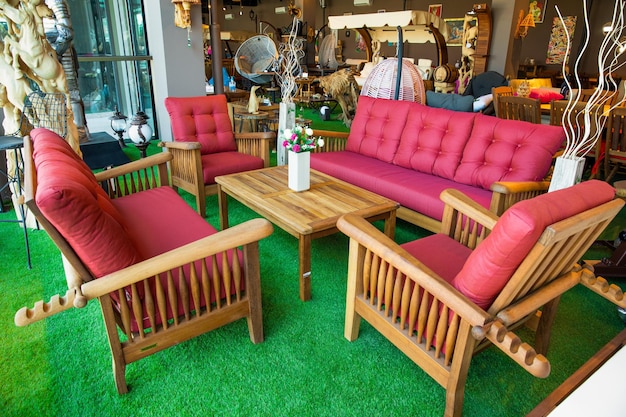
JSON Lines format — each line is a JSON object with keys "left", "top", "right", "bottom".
{"left": 282, "top": 125, "right": 324, "bottom": 153}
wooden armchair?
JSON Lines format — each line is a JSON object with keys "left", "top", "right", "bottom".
{"left": 496, "top": 95, "right": 542, "bottom": 123}
{"left": 491, "top": 85, "right": 514, "bottom": 118}
{"left": 162, "top": 95, "right": 275, "bottom": 217}
{"left": 14, "top": 128, "right": 273, "bottom": 394}
{"left": 337, "top": 180, "right": 623, "bottom": 417}
{"left": 603, "top": 106, "right": 626, "bottom": 182}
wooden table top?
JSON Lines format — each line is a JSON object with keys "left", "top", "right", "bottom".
{"left": 215, "top": 166, "right": 398, "bottom": 237}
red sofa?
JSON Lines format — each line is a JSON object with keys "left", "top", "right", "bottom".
{"left": 311, "top": 96, "right": 565, "bottom": 232}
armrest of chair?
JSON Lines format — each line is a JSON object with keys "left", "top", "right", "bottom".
{"left": 94, "top": 152, "right": 173, "bottom": 197}
{"left": 580, "top": 264, "right": 626, "bottom": 309}
{"left": 311, "top": 129, "right": 349, "bottom": 152}
{"left": 14, "top": 218, "right": 274, "bottom": 326}
{"left": 158, "top": 141, "right": 203, "bottom": 188}
{"left": 234, "top": 131, "right": 275, "bottom": 168}
{"left": 489, "top": 181, "right": 550, "bottom": 216}
{"left": 440, "top": 189, "right": 499, "bottom": 249}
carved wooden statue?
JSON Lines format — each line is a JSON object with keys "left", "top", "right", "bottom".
{"left": 0, "top": 0, "right": 79, "bottom": 151}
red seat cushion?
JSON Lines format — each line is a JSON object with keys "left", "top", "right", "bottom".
{"left": 200, "top": 151, "right": 264, "bottom": 184}
{"left": 452, "top": 180, "right": 616, "bottom": 309}
{"left": 111, "top": 186, "right": 218, "bottom": 258}
{"left": 402, "top": 234, "right": 472, "bottom": 283}
{"left": 31, "top": 128, "right": 142, "bottom": 277}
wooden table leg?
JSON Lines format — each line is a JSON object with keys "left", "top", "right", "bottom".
{"left": 299, "top": 234, "right": 312, "bottom": 301}
{"left": 217, "top": 185, "right": 230, "bottom": 230}
{"left": 383, "top": 210, "right": 397, "bottom": 240}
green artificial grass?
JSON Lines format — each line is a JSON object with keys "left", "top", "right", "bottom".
{"left": 1, "top": 142, "right": 625, "bottom": 417}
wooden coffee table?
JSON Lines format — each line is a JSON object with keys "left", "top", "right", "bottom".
{"left": 215, "top": 166, "right": 399, "bottom": 301}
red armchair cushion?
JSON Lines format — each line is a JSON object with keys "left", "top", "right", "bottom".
{"left": 165, "top": 95, "right": 238, "bottom": 155}
{"left": 200, "top": 151, "right": 264, "bottom": 184}
{"left": 454, "top": 114, "right": 565, "bottom": 190}
{"left": 452, "top": 180, "right": 615, "bottom": 309}
{"left": 112, "top": 186, "right": 218, "bottom": 258}
{"left": 31, "top": 128, "right": 142, "bottom": 277}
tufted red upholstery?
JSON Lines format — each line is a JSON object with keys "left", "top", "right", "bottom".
{"left": 165, "top": 95, "right": 238, "bottom": 155}
{"left": 454, "top": 113, "right": 564, "bottom": 189}
{"left": 393, "top": 103, "right": 476, "bottom": 179}
{"left": 345, "top": 97, "right": 409, "bottom": 163}
{"left": 311, "top": 96, "right": 565, "bottom": 225}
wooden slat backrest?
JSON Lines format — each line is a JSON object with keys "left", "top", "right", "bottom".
{"left": 497, "top": 95, "right": 542, "bottom": 123}
{"left": 487, "top": 198, "right": 624, "bottom": 315}
{"left": 604, "top": 106, "right": 626, "bottom": 182}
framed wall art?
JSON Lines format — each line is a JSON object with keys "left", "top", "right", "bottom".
{"left": 530, "top": 0, "right": 548, "bottom": 23}
{"left": 444, "top": 18, "right": 467, "bottom": 46}
{"left": 429, "top": 4, "right": 442, "bottom": 18}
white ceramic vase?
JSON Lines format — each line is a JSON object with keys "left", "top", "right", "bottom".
{"left": 288, "top": 150, "right": 310, "bottom": 192}
{"left": 548, "top": 156, "right": 586, "bottom": 192}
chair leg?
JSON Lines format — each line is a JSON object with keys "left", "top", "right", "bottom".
{"left": 243, "top": 242, "right": 264, "bottom": 344}
{"left": 345, "top": 240, "right": 363, "bottom": 341}
{"left": 99, "top": 296, "right": 129, "bottom": 394}
{"left": 535, "top": 297, "right": 561, "bottom": 356}
{"left": 196, "top": 187, "right": 207, "bottom": 218}
{"left": 445, "top": 322, "right": 476, "bottom": 417}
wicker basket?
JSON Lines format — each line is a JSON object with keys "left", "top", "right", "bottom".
{"left": 360, "top": 58, "right": 425, "bottom": 104}
{"left": 234, "top": 35, "right": 278, "bottom": 84}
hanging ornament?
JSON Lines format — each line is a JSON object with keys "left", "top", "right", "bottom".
{"left": 171, "top": 0, "right": 201, "bottom": 46}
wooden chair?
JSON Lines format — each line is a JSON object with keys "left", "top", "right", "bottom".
{"left": 603, "top": 106, "right": 626, "bottom": 182}
{"left": 496, "top": 95, "right": 542, "bottom": 123}
{"left": 15, "top": 128, "right": 274, "bottom": 394}
{"left": 576, "top": 88, "right": 617, "bottom": 106}
{"left": 337, "top": 180, "right": 623, "bottom": 417}
{"left": 550, "top": 100, "right": 605, "bottom": 174}
{"left": 162, "top": 95, "right": 275, "bottom": 217}
{"left": 491, "top": 85, "right": 514, "bottom": 118}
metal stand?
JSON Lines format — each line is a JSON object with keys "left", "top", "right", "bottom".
{"left": 0, "top": 136, "right": 31, "bottom": 268}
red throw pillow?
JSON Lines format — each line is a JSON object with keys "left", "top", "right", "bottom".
{"left": 529, "top": 88, "right": 564, "bottom": 104}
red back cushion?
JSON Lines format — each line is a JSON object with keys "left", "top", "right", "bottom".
{"left": 452, "top": 180, "right": 615, "bottom": 309}
{"left": 345, "top": 96, "right": 408, "bottom": 163}
{"left": 454, "top": 114, "right": 565, "bottom": 189}
{"left": 31, "top": 128, "right": 142, "bottom": 277}
{"left": 393, "top": 103, "right": 476, "bottom": 180}
{"left": 164, "top": 95, "right": 237, "bottom": 155}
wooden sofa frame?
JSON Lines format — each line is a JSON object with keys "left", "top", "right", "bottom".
{"left": 15, "top": 135, "right": 274, "bottom": 394}
{"left": 313, "top": 129, "right": 552, "bottom": 233}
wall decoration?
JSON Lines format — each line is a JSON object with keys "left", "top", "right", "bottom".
{"left": 529, "top": 0, "right": 547, "bottom": 23}
{"left": 545, "top": 15, "right": 577, "bottom": 64}
{"left": 429, "top": 4, "right": 442, "bottom": 18}
{"left": 444, "top": 18, "right": 475, "bottom": 46}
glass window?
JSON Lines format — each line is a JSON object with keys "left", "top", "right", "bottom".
{"left": 66, "top": 0, "right": 155, "bottom": 137}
